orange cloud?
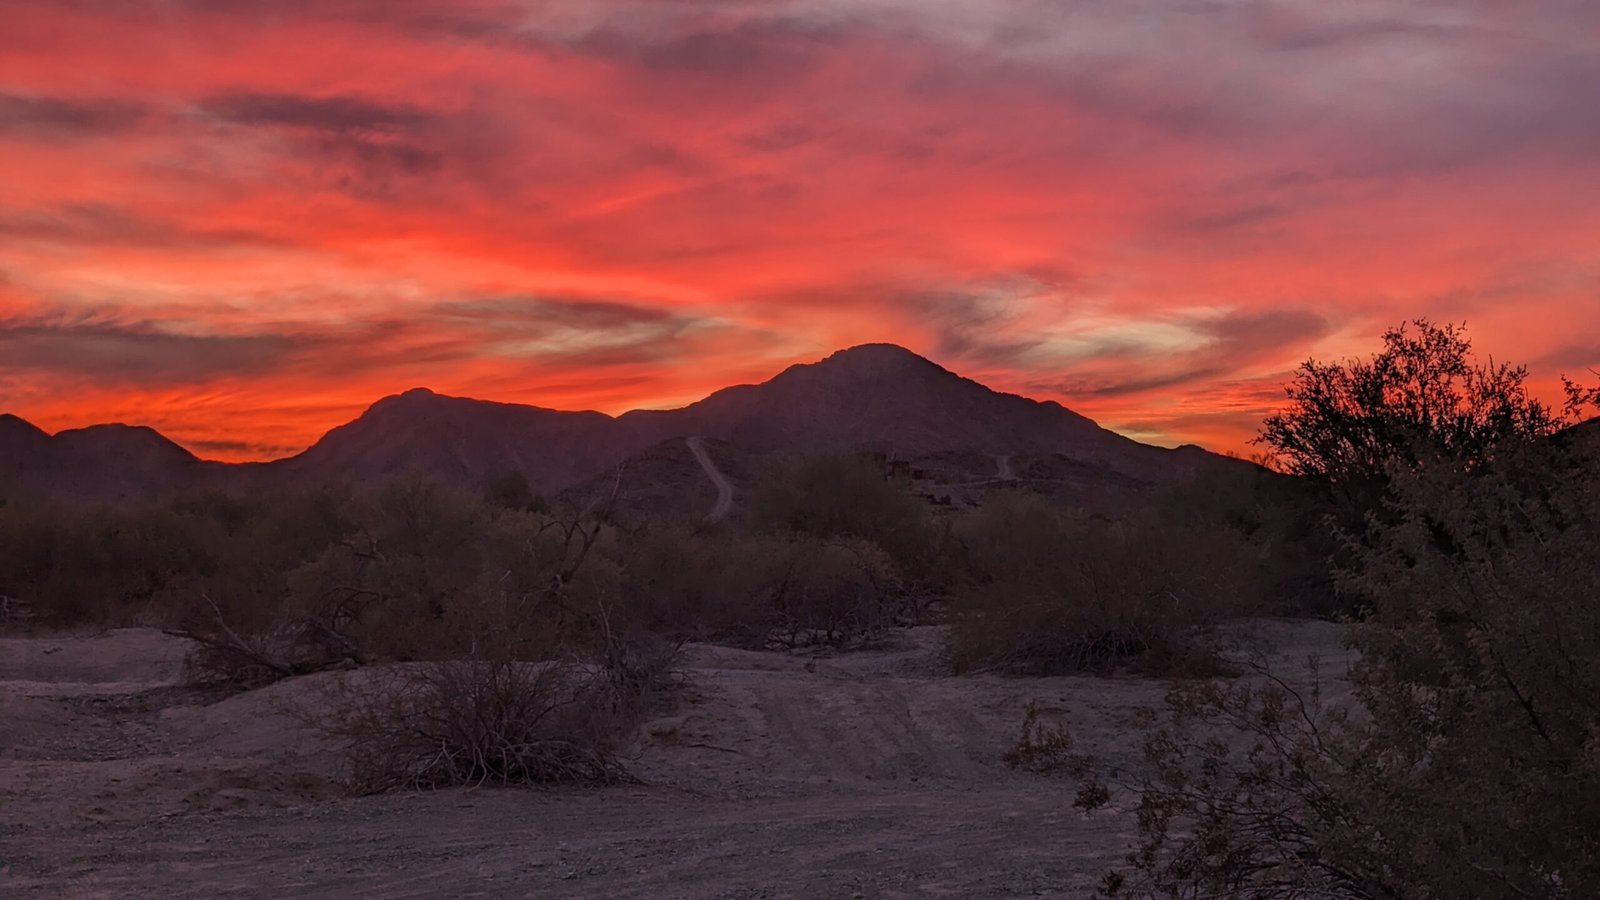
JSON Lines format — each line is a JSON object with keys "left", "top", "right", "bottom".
{"left": 1, "top": 1, "right": 1596, "bottom": 460}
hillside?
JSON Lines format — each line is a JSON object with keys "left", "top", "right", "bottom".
{"left": 0, "top": 344, "right": 1243, "bottom": 503}
{"left": 0, "top": 416, "right": 220, "bottom": 503}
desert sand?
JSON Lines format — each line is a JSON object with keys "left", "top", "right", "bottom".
{"left": 0, "top": 621, "right": 1348, "bottom": 898}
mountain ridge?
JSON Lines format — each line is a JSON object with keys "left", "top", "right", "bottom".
{"left": 0, "top": 343, "right": 1240, "bottom": 503}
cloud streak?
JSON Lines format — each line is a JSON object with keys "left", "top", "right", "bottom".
{"left": 0, "top": 312, "right": 301, "bottom": 384}
{"left": 0, "top": 92, "right": 147, "bottom": 139}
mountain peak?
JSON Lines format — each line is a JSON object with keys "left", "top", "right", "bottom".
{"left": 0, "top": 413, "right": 49, "bottom": 438}
{"left": 54, "top": 423, "right": 199, "bottom": 462}
{"left": 361, "top": 386, "right": 447, "bottom": 416}
{"left": 816, "top": 343, "right": 941, "bottom": 372}
{"left": 769, "top": 343, "right": 956, "bottom": 389}
{"left": 374, "top": 387, "right": 441, "bottom": 408}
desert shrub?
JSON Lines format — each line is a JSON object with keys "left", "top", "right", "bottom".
{"left": 180, "top": 481, "right": 631, "bottom": 683}
{"left": 1143, "top": 466, "right": 1335, "bottom": 616}
{"left": 0, "top": 486, "right": 367, "bottom": 630}
{"left": 178, "top": 596, "right": 367, "bottom": 687}
{"left": 1332, "top": 445, "right": 1600, "bottom": 895}
{"left": 303, "top": 602, "right": 680, "bottom": 794}
{"left": 1085, "top": 381, "right": 1600, "bottom": 897}
{"left": 618, "top": 522, "right": 906, "bottom": 649}
{"left": 752, "top": 453, "right": 915, "bottom": 538}
{"left": 279, "top": 482, "right": 507, "bottom": 661}
{"left": 1003, "top": 702, "right": 1092, "bottom": 777}
{"left": 482, "top": 470, "right": 549, "bottom": 513}
{"left": 945, "top": 494, "right": 1255, "bottom": 675}
{"left": 760, "top": 536, "right": 902, "bottom": 648}
{"left": 1255, "top": 319, "right": 1572, "bottom": 618}
{"left": 314, "top": 655, "right": 633, "bottom": 793}
{"left": 247, "top": 488, "right": 682, "bottom": 793}
{"left": 595, "top": 618, "right": 685, "bottom": 716}
{"left": 750, "top": 453, "right": 942, "bottom": 577}
{"left": 1258, "top": 319, "right": 1562, "bottom": 537}
{"left": 1077, "top": 666, "right": 1376, "bottom": 898}
{"left": 0, "top": 455, "right": 933, "bottom": 655}
{"left": 1259, "top": 319, "right": 1561, "bottom": 491}
{"left": 167, "top": 487, "right": 362, "bottom": 630}
{"left": 611, "top": 524, "right": 769, "bottom": 643}
{"left": 0, "top": 502, "right": 207, "bottom": 625}
{"left": 0, "top": 590, "right": 33, "bottom": 626}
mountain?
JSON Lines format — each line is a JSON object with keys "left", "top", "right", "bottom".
{"left": 1, "top": 344, "right": 1243, "bottom": 504}
{"left": 272, "top": 388, "right": 627, "bottom": 490}
{"left": 626, "top": 344, "right": 1199, "bottom": 481}
{"left": 0, "top": 414, "right": 54, "bottom": 490}
{"left": 0, "top": 419, "right": 215, "bottom": 503}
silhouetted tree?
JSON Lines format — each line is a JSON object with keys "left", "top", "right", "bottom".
{"left": 1257, "top": 320, "right": 1561, "bottom": 513}
{"left": 1078, "top": 333, "right": 1600, "bottom": 898}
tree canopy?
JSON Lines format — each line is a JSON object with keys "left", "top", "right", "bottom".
{"left": 1257, "top": 320, "right": 1562, "bottom": 500}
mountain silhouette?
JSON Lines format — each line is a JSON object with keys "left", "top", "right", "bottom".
{"left": 633, "top": 344, "right": 1166, "bottom": 470}
{"left": 0, "top": 418, "right": 210, "bottom": 503}
{"left": 0, "top": 344, "right": 1241, "bottom": 503}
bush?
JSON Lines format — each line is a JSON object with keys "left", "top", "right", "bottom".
{"left": 1258, "top": 319, "right": 1563, "bottom": 550}
{"left": 750, "top": 453, "right": 945, "bottom": 581}
{"left": 1088, "top": 385, "right": 1600, "bottom": 898}
{"left": 1002, "top": 701, "right": 1089, "bottom": 776}
{"left": 0, "top": 503, "right": 204, "bottom": 626}
{"left": 178, "top": 595, "right": 366, "bottom": 687}
{"left": 611, "top": 524, "right": 771, "bottom": 644}
{"left": 618, "top": 523, "right": 907, "bottom": 649}
{"left": 302, "top": 601, "right": 682, "bottom": 794}
{"left": 175, "top": 482, "right": 630, "bottom": 682}
{"left": 314, "top": 655, "right": 634, "bottom": 793}
{"left": 944, "top": 494, "right": 1256, "bottom": 675}
{"left": 1143, "top": 465, "right": 1336, "bottom": 616}
{"left": 0, "top": 487, "right": 364, "bottom": 630}
{"left": 760, "top": 536, "right": 902, "bottom": 648}
{"left": 1074, "top": 666, "right": 1367, "bottom": 898}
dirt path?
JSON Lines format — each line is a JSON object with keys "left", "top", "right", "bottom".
{"left": 686, "top": 436, "right": 734, "bottom": 522}
{"left": 995, "top": 455, "right": 1015, "bottom": 480}
{"left": 0, "top": 622, "right": 1348, "bottom": 898}
{"left": 4, "top": 785, "right": 1134, "bottom": 899}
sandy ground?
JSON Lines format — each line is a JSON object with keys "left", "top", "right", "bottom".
{"left": 0, "top": 621, "right": 1350, "bottom": 898}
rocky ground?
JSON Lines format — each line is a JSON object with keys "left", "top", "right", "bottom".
{"left": 0, "top": 621, "right": 1349, "bottom": 898}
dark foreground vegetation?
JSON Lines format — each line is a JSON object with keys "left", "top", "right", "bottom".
{"left": 1077, "top": 321, "right": 1600, "bottom": 898}
{"left": 0, "top": 440, "right": 1310, "bottom": 671}
{"left": 2, "top": 320, "right": 1596, "bottom": 898}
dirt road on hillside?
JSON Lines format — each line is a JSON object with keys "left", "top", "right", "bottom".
{"left": 686, "top": 436, "right": 734, "bottom": 523}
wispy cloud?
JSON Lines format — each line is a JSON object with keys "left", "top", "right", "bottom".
{"left": 0, "top": 0, "right": 1595, "bottom": 458}
{"left": 0, "top": 92, "right": 147, "bottom": 139}
{"left": 0, "top": 311, "right": 302, "bottom": 384}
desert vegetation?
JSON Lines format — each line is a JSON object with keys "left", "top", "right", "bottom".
{"left": 0, "top": 441, "right": 1290, "bottom": 795}
{"left": 1072, "top": 320, "right": 1600, "bottom": 897}
{"left": 0, "top": 446, "right": 1295, "bottom": 676}
{"left": 942, "top": 474, "right": 1304, "bottom": 677}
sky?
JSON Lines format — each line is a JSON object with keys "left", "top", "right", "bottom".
{"left": 1, "top": 0, "right": 1597, "bottom": 461}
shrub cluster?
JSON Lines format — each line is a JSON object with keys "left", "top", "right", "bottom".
{"left": 0, "top": 445, "right": 1290, "bottom": 686}
{"left": 0, "top": 488, "right": 351, "bottom": 628}
{"left": 1080, "top": 439, "right": 1600, "bottom": 898}
{"left": 1067, "top": 321, "right": 1600, "bottom": 897}
{"left": 313, "top": 655, "right": 635, "bottom": 793}
{"left": 942, "top": 486, "right": 1281, "bottom": 676}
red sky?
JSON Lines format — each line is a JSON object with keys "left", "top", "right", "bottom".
{"left": 2, "top": 0, "right": 1597, "bottom": 461}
